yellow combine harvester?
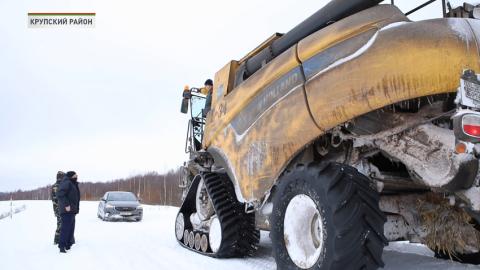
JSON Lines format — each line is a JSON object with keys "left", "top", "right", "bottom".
{"left": 176, "top": 1, "right": 480, "bottom": 269}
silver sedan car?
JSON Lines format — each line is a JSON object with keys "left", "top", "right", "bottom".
{"left": 97, "top": 191, "right": 143, "bottom": 222}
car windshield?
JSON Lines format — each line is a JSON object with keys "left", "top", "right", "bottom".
{"left": 107, "top": 192, "right": 137, "bottom": 201}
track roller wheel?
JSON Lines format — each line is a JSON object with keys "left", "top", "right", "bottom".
{"left": 200, "top": 234, "right": 209, "bottom": 252}
{"left": 183, "top": 230, "right": 189, "bottom": 246}
{"left": 195, "top": 233, "right": 202, "bottom": 250}
{"left": 188, "top": 231, "right": 195, "bottom": 248}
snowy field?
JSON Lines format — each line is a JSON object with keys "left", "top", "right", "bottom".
{"left": 0, "top": 201, "right": 478, "bottom": 270}
{"left": 0, "top": 201, "right": 26, "bottom": 220}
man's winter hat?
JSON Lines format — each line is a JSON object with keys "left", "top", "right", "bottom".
{"left": 56, "top": 171, "right": 65, "bottom": 180}
{"left": 204, "top": 79, "right": 213, "bottom": 86}
{"left": 66, "top": 171, "right": 78, "bottom": 179}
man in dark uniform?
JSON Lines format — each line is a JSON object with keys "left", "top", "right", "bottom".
{"left": 70, "top": 174, "right": 80, "bottom": 246}
{"left": 56, "top": 171, "right": 80, "bottom": 253}
{"left": 51, "top": 171, "right": 65, "bottom": 245}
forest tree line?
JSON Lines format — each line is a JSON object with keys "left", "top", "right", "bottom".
{"left": 0, "top": 169, "right": 184, "bottom": 206}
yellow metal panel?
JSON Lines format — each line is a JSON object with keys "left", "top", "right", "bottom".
{"left": 204, "top": 45, "right": 301, "bottom": 148}
{"left": 211, "top": 60, "right": 238, "bottom": 101}
{"left": 298, "top": 5, "right": 409, "bottom": 62}
{"left": 305, "top": 19, "right": 480, "bottom": 131}
{"left": 209, "top": 83, "right": 320, "bottom": 201}
{"left": 203, "top": 5, "right": 480, "bottom": 203}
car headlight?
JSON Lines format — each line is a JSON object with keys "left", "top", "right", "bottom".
{"left": 136, "top": 205, "right": 143, "bottom": 210}
{"left": 105, "top": 204, "right": 114, "bottom": 209}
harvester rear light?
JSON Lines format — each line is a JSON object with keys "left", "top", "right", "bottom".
{"left": 462, "top": 114, "right": 480, "bottom": 138}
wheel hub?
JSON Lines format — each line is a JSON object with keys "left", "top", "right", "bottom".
{"left": 175, "top": 213, "right": 185, "bottom": 241}
{"left": 284, "top": 194, "right": 325, "bottom": 269}
{"left": 209, "top": 215, "right": 222, "bottom": 253}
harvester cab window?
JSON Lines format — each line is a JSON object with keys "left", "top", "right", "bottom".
{"left": 190, "top": 93, "right": 206, "bottom": 151}
{"left": 180, "top": 87, "right": 207, "bottom": 153}
{"left": 190, "top": 94, "right": 206, "bottom": 120}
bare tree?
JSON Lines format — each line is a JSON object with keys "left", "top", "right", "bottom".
{"left": 0, "top": 169, "right": 183, "bottom": 206}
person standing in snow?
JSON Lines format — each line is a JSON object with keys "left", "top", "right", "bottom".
{"left": 69, "top": 173, "right": 80, "bottom": 246}
{"left": 56, "top": 171, "right": 80, "bottom": 253}
{"left": 51, "top": 171, "right": 65, "bottom": 245}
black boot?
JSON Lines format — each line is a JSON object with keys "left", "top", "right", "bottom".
{"left": 59, "top": 247, "right": 67, "bottom": 253}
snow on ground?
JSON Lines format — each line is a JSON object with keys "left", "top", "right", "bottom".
{"left": 0, "top": 200, "right": 478, "bottom": 270}
{"left": 0, "top": 201, "right": 26, "bottom": 220}
{"left": 0, "top": 200, "right": 17, "bottom": 215}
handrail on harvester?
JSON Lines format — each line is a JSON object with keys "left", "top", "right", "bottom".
{"left": 390, "top": 0, "right": 448, "bottom": 17}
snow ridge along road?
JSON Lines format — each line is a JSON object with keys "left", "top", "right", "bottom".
{"left": 0, "top": 201, "right": 477, "bottom": 270}
{"left": 0, "top": 202, "right": 26, "bottom": 220}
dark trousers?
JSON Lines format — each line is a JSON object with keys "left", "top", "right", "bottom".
{"left": 55, "top": 214, "right": 75, "bottom": 245}
{"left": 59, "top": 213, "right": 75, "bottom": 249}
{"left": 71, "top": 215, "right": 76, "bottom": 244}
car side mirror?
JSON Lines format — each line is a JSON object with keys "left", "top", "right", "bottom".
{"left": 101, "top": 198, "right": 106, "bottom": 202}
{"left": 138, "top": 198, "right": 142, "bottom": 202}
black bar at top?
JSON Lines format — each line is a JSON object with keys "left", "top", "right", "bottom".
{"left": 405, "top": 0, "right": 437, "bottom": 16}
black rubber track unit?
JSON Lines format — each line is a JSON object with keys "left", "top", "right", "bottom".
{"left": 176, "top": 172, "right": 259, "bottom": 257}
{"left": 271, "top": 162, "right": 388, "bottom": 270}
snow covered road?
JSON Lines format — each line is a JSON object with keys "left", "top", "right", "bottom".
{"left": 0, "top": 200, "right": 478, "bottom": 270}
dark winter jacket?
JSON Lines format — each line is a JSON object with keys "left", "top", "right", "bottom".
{"left": 56, "top": 176, "right": 80, "bottom": 215}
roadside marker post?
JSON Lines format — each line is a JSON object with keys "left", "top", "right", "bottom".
{"left": 10, "top": 196, "right": 13, "bottom": 219}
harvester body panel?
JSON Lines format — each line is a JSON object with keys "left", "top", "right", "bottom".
{"left": 203, "top": 5, "right": 480, "bottom": 202}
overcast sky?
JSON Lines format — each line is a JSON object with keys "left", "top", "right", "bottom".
{"left": 0, "top": 0, "right": 463, "bottom": 192}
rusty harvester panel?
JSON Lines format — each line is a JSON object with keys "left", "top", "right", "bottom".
{"left": 203, "top": 5, "right": 480, "bottom": 202}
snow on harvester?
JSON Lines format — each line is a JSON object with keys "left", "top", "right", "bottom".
{"left": 176, "top": 0, "right": 480, "bottom": 269}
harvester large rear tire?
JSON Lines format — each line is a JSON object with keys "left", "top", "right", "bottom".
{"left": 271, "top": 162, "right": 387, "bottom": 270}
